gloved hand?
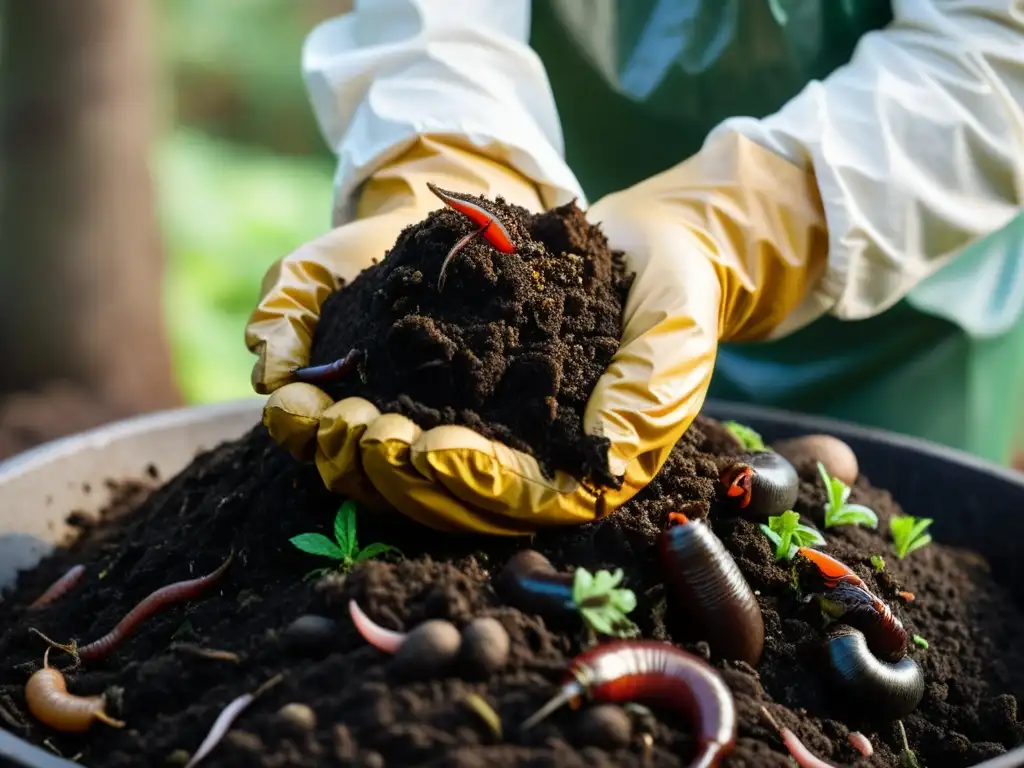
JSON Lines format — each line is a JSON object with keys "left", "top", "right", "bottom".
{"left": 246, "top": 132, "right": 828, "bottom": 535}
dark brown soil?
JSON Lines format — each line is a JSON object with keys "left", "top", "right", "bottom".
{"left": 308, "top": 195, "right": 632, "bottom": 484}
{"left": 2, "top": 415, "right": 1023, "bottom": 768}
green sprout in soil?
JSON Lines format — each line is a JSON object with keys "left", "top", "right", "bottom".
{"left": 760, "top": 510, "right": 826, "bottom": 561}
{"left": 572, "top": 567, "right": 639, "bottom": 639}
{"left": 913, "top": 634, "right": 929, "bottom": 649}
{"left": 819, "top": 462, "right": 878, "bottom": 529}
{"left": 897, "top": 721, "right": 921, "bottom": 768}
{"left": 290, "top": 500, "right": 399, "bottom": 576}
{"left": 870, "top": 554, "right": 886, "bottom": 572}
{"left": 723, "top": 420, "right": 768, "bottom": 451}
{"left": 890, "top": 515, "right": 933, "bottom": 560}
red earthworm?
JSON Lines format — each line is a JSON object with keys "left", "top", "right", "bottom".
{"left": 848, "top": 731, "right": 874, "bottom": 757}
{"left": 659, "top": 513, "right": 764, "bottom": 665}
{"left": 898, "top": 590, "right": 916, "bottom": 602}
{"left": 522, "top": 641, "right": 735, "bottom": 768}
{"left": 796, "top": 548, "right": 867, "bottom": 590}
{"left": 349, "top": 599, "right": 406, "bottom": 654}
{"left": 426, "top": 183, "right": 516, "bottom": 254}
{"left": 816, "top": 583, "right": 908, "bottom": 662}
{"left": 760, "top": 706, "right": 838, "bottom": 768}
{"left": 497, "top": 550, "right": 576, "bottom": 621}
{"left": 28, "top": 565, "right": 85, "bottom": 610}
{"left": 77, "top": 552, "right": 233, "bottom": 663}
{"left": 24, "top": 648, "right": 124, "bottom": 732}
{"left": 292, "top": 349, "right": 362, "bottom": 385}
{"left": 823, "top": 627, "right": 924, "bottom": 719}
{"left": 719, "top": 451, "right": 798, "bottom": 519}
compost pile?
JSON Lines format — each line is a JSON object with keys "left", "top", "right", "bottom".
{"left": 2, "top": 194, "right": 1024, "bottom": 768}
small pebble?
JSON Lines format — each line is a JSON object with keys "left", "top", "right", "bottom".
{"left": 391, "top": 619, "right": 462, "bottom": 679}
{"left": 459, "top": 617, "right": 511, "bottom": 677}
{"left": 578, "top": 705, "right": 633, "bottom": 750}
{"left": 164, "top": 749, "right": 191, "bottom": 767}
{"left": 277, "top": 702, "right": 317, "bottom": 731}
{"left": 284, "top": 614, "right": 340, "bottom": 653}
{"left": 773, "top": 434, "right": 858, "bottom": 486}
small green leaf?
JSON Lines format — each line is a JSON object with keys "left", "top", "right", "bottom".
{"left": 723, "top": 421, "right": 767, "bottom": 451}
{"left": 870, "top": 555, "right": 886, "bottom": 572}
{"left": 334, "top": 501, "right": 358, "bottom": 556}
{"left": 290, "top": 533, "right": 345, "bottom": 560}
{"left": 913, "top": 634, "right": 929, "bottom": 649}
{"left": 762, "top": 513, "right": 824, "bottom": 562}
{"left": 573, "top": 567, "right": 595, "bottom": 599}
{"left": 572, "top": 567, "right": 637, "bottom": 638}
{"left": 890, "top": 516, "right": 933, "bottom": 559}
{"left": 791, "top": 524, "right": 826, "bottom": 549}
{"left": 353, "top": 542, "right": 399, "bottom": 562}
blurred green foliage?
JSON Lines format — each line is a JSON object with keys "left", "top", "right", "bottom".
{"left": 156, "top": 0, "right": 339, "bottom": 402}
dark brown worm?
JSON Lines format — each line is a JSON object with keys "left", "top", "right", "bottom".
{"left": 659, "top": 513, "right": 764, "bottom": 666}
{"left": 28, "top": 565, "right": 85, "bottom": 610}
{"left": 823, "top": 626, "right": 924, "bottom": 719}
{"left": 719, "top": 451, "right": 798, "bottom": 519}
{"left": 497, "top": 550, "right": 576, "bottom": 621}
{"left": 522, "top": 640, "right": 735, "bottom": 768}
{"left": 292, "top": 349, "right": 363, "bottom": 385}
{"left": 816, "top": 583, "right": 908, "bottom": 662}
{"left": 78, "top": 552, "right": 233, "bottom": 663}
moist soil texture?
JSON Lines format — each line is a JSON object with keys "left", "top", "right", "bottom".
{"left": 308, "top": 195, "right": 632, "bottom": 485}
{"left": 2, "top": 416, "right": 1024, "bottom": 768}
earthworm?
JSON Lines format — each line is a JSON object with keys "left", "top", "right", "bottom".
{"left": 184, "top": 674, "right": 281, "bottom": 768}
{"left": 78, "top": 551, "right": 233, "bottom": 663}
{"left": 426, "top": 183, "right": 516, "bottom": 254}
{"left": 848, "top": 731, "right": 874, "bottom": 757}
{"left": 437, "top": 224, "right": 487, "bottom": 291}
{"left": 28, "top": 565, "right": 85, "bottom": 610}
{"left": 816, "top": 583, "right": 908, "bottom": 662}
{"left": 24, "top": 649, "right": 124, "bottom": 732}
{"left": 760, "top": 706, "right": 838, "bottom": 768}
{"left": 823, "top": 627, "right": 924, "bottom": 719}
{"left": 898, "top": 590, "right": 916, "bottom": 602}
{"left": 348, "top": 599, "right": 405, "bottom": 653}
{"left": 522, "top": 640, "right": 735, "bottom": 768}
{"left": 292, "top": 349, "right": 363, "bottom": 385}
{"left": 796, "top": 548, "right": 867, "bottom": 590}
{"left": 496, "top": 550, "right": 575, "bottom": 622}
{"left": 719, "top": 451, "right": 798, "bottom": 519}
{"left": 659, "top": 512, "right": 764, "bottom": 665}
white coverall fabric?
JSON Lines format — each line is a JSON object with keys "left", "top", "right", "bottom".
{"left": 302, "top": 0, "right": 1024, "bottom": 337}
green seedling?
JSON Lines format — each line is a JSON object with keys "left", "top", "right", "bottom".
{"left": 890, "top": 515, "right": 933, "bottom": 560}
{"left": 819, "top": 462, "right": 878, "bottom": 529}
{"left": 897, "top": 721, "right": 922, "bottom": 768}
{"left": 913, "top": 634, "right": 929, "bottom": 649}
{"left": 290, "top": 500, "right": 399, "bottom": 575}
{"left": 870, "top": 554, "right": 886, "bottom": 572}
{"left": 723, "top": 420, "right": 768, "bottom": 452}
{"left": 573, "top": 567, "right": 639, "bottom": 639}
{"left": 760, "top": 510, "right": 826, "bottom": 561}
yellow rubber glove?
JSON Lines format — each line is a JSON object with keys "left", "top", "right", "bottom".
{"left": 247, "top": 131, "right": 828, "bottom": 535}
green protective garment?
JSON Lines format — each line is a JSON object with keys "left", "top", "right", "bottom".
{"left": 529, "top": 0, "right": 1024, "bottom": 464}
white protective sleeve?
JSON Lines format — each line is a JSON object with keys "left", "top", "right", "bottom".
{"left": 304, "top": 0, "right": 1024, "bottom": 335}
{"left": 711, "top": 0, "right": 1024, "bottom": 336}
{"left": 302, "top": 0, "right": 583, "bottom": 227}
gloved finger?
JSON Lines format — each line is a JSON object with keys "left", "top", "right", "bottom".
{"left": 581, "top": 210, "right": 721, "bottom": 480}
{"left": 582, "top": 132, "right": 828, "bottom": 486}
{"left": 315, "top": 397, "right": 389, "bottom": 509}
{"left": 263, "top": 383, "right": 335, "bottom": 460}
{"left": 359, "top": 414, "right": 540, "bottom": 535}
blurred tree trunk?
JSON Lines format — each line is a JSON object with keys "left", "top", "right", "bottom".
{"left": 0, "top": 0, "right": 180, "bottom": 418}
